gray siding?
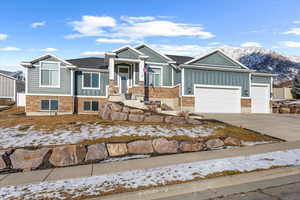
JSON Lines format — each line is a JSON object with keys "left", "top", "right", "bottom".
{"left": 252, "top": 75, "right": 272, "bottom": 85}
{"left": 136, "top": 46, "right": 168, "bottom": 63}
{"left": 184, "top": 68, "right": 250, "bottom": 97}
{"left": 191, "top": 52, "right": 241, "bottom": 68}
{"left": 173, "top": 69, "right": 181, "bottom": 85}
{"left": 147, "top": 64, "right": 173, "bottom": 86}
{"left": 0, "top": 74, "right": 15, "bottom": 98}
{"left": 75, "top": 71, "right": 108, "bottom": 97}
{"left": 134, "top": 64, "right": 139, "bottom": 85}
{"left": 116, "top": 49, "right": 139, "bottom": 59}
{"left": 28, "top": 58, "right": 71, "bottom": 95}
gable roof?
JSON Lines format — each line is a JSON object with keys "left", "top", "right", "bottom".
{"left": 66, "top": 57, "right": 108, "bottom": 70}
{"left": 166, "top": 55, "right": 194, "bottom": 65}
{"left": 21, "top": 53, "right": 75, "bottom": 68}
{"left": 0, "top": 70, "right": 17, "bottom": 80}
{"left": 112, "top": 45, "right": 144, "bottom": 56}
{"left": 135, "top": 43, "right": 174, "bottom": 61}
{"left": 184, "top": 49, "right": 249, "bottom": 69}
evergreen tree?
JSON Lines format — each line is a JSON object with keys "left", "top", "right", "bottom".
{"left": 291, "top": 70, "right": 300, "bottom": 99}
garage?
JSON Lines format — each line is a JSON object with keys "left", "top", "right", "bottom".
{"left": 251, "top": 84, "right": 270, "bottom": 113}
{"left": 194, "top": 85, "right": 241, "bottom": 113}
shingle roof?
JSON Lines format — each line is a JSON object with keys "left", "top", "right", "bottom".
{"left": 66, "top": 57, "right": 108, "bottom": 70}
{"left": 166, "top": 55, "right": 194, "bottom": 64}
{"left": 0, "top": 70, "right": 14, "bottom": 77}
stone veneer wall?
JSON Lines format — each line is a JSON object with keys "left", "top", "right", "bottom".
{"left": 26, "top": 95, "right": 73, "bottom": 115}
{"left": 0, "top": 137, "right": 241, "bottom": 172}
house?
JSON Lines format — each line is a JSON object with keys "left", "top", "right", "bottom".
{"left": 21, "top": 43, "right": 276, "bottom": 116}
{"left": 0, "top": 70, "right": 25, "bottom": 102}
{"left": 273, "top": 80, "right": 294, "bottom": 100}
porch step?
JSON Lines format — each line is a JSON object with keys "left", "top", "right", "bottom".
{"left": 123, "top": 100, "right": 148, "bottom": 109}
{"left": 108, "top": 94, "right": 125, "bottom": 102}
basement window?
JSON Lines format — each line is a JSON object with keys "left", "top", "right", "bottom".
{"left": 83, "top": 101, "right": 99, "bottom": 112}
{"left": 41, "top": 100, "right": 58, "bottom": 111}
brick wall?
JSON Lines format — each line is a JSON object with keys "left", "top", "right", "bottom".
{"left": 128, "top": 81, "right": 145, "bottom": 95}
{"left": 179, "top": 96, "right": 195, "bottom": 107}
{"left": 241, "top": 99, "right": 251, "bottom": 108}
{"left": 146, "top": 85, "right": 180, "bottom": 98}
{"left": 75, "top": 97, "right": 108, "bottom": 114}
{"left": 26, "top": 95, "right": 73, "bottom": 114}
{"left": 108, "top": 80, "right": 119, "bottom": 95}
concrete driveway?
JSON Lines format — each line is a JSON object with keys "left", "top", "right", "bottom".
{"left": 203, "top": 114, "right": 300, "bottom": 141}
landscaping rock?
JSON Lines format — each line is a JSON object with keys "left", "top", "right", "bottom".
{"left": 128, "top": 114, "right": 145, "bottom": 122}
{"left": 85, "top": 143, "right": 108, "bottom": 162}
{"left": 279, "top": 106, "right": 290, "bottom": 114}
{"left": 144, "top": 115, "right": 164, "bottom": 123}
{"left": 130, "top": 109, "right": 144, "bottom": 114}
{"left": 0, "top": 151, "right": 6, "bottom": 169}
{"left": 186, "top": 118, "right": 202, "bottom": 125}
{"left": 127, "top": 140, "right": 154, "bottom": 154}
{"left": 49, "top": 145, "right": 86, "bottom": 167}
{"left": 10, "top": 148, "right": 50, "bottom": 170}
{"left": 152, "top": 138, "right": 178, "bottom": 154}
{"left": 122, "top": 106, "right": 130, "bottom": 113}
{"left": 110, "top": 103, "right": 123, "bottom": 112}
{"left": 165, "top": 116, "right": 186, "bottom": 124}
{"left": 111, "top": 111, "right": 128, "bottom": 121}
{"left": 224, "top": 137, "right": 241, "bottom": 146}
{"left": 179, "top": 141, "right": 204, "bottom": 152}
{"left": 107, "top": 143, "right": 128, "bottom": 157}
{"left": 206, "top": 138, "right": 225, "bottom": 149}
{"left": 101, "top": 104, "right": 112, "bottom": 120}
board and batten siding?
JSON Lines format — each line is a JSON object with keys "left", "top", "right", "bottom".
{"left": 27, "top": 59, "right": 71, "bottom": 95}
{"left": 75, "top": 71, "right": 108, "bottom": 97}
{"left": 173, "top": 69, "right": 181, "bottom": 85}
{"left": 137, "top": 46, "right": 168, "bottom": 63}
{"left": 252, "top": 75, "right": 272, "bottom": 85}
{"left": 116, "top": 49, "right": 139, "bottom": 59}
{"left": 184, "top": 68, "right": 250, "bottom": 97}
{"left": 0, "top": 74, "right": 15, "bottom": 99}
{"left": 147, "top": 64, "right": 173, "bottom": 87}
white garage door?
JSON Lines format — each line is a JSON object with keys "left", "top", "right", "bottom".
{"left": 251, "top": 84, "right": 270, "bottom": 113}
{"left": 194, "top": 85, "right": 241, "bottom": 113}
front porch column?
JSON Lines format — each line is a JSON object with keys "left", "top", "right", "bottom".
{"left": 137, "top": 55, "right": 148, "bottom": 98}
{"left": 106, "top": 52, "right": 117, "bottom": 96}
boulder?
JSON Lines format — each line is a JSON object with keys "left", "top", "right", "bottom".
{"left": 111, "top": 112, "right": 128, "bottom": 121}
{"left": 10, "top": 148, "right": 50, "bottom": 170}
{"left": 165, "top": 116, "right": 186, "bottom": 124}
{"left": 179, "top": 141, "right": 204, "bottom": 152}
{"left": 144, "top": 115, "right": 164, "bottom": 123}
{"left": 107, "top": 143, "right": 128, "bottom": 157}
{"left": 110, "top": 103, "right": 123, "bottom": 112}
{"left": 0, "top": 151, "right": 7, "bottom": 169}
{"left": 49, "top": 145, "right": 86, "bottom": 167}
{"left": 206, "top": 138, "right": 225, "bottom": 149}
{"left": 85, "top": 143, "right": 108, "bottom": 162}
{"left": 128, "top": 114, "right": 145, "bottom": 122}
{"left": 127, "top": 140, "right": 154, "bottom": 154}
{"left": 130, "top": 109, "right": 144, "bottom": 114}
{"left": 279, "top": 106, "right": 290, "bottom": 114}
{"left": 122, "top": 106, "right": 130, "bottom": 113}
{"left": 224, "top": 137, "right": 241, "bottom": 146}
{"left": 152, "top": 138, "right": 178, "bottom": 154}
{"left": 186, "top": 118, "right": 202, "bottom": 125}
{"left": 101, "top": 104, "right": 112, "bottom": 120}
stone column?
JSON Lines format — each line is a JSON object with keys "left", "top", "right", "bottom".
{"left": 106, "top": 52, "right": 116, "bottom": 96}
{"left": 137, "top": 55, "right": 148, "bottom": 99}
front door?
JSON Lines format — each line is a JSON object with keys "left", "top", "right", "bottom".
{"left": 119, "top": 67, "right": 129, "bottom": 94}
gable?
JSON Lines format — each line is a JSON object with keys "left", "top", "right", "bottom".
{"left": 136, "top": 45, "right": 169, "bottom": 63}
{"left": 190, "top": 51, "right": 241, "bottom": 68}
{"left": 116, "top": 48, "right": 140, "bottom": 59}
{"left": 32, "top": 56, "right": 67, "bottom": 66}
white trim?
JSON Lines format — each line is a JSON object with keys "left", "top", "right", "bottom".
{"left": 134, "top": 43, "right": 173, "bottom": 61}
{"left": 171, "top": 68, "right": 174, "bottom": 86}
{"left": 181, "top": 68, "right": 185, "bottom": 96}
{"left": 145, "top": 61, "right": 169, "bottom": 66}
{"left": 22, "top": 53, "right": 73, "bottom": 67}
{"left": 13, "top": 79, "right": 16, "bottom": 101}
{"left": 184, "top": 49, "right": 249, "bottom": 70}
{"left": 0, "top": 96, "right": 15, "bottom": 99}
{"left": 25, "top": 93, "right": 72, "bottom": 96}
{"left": 147, "top": 65, "right": 163, "bottom": 87}
{"left": 114, "top": 58, "right": 141, "bottom": 63}
{"left": 252, "top": 72, "right": 277, "bottom": 77}
{"left": 82, "top": 71, "right": 101, "bottom": 90}
{"left": 25, "top": 68, "right": 28, "bottom": 94}
{"left": 118, "top": 65, "right": 130, "bottom": 93}
{"left": 112, "top": 45, "right": 144, "bottom": 55}
{"left": 194, "top": 84, "right": 242, "bottom": 90}
{"left": 251, "top": 83, "right": 270, "bottom": 86}
{"left": 39, "top": 61, "right": 61, "bottom": 88}
{"left": 75, "top": 95, "right": 108, "bottom": 99}
{"left": 70, "top": 70, "right": 74, "bottom": 96}
{"left": 77, "top": 68, "right": 108, "bottom": 72}
{"left": 180, "top": 64, "right": 255, "bottom": 73}
{"left": 270, "top": 77, "right": 273, "bottom": 100}
{"left": 249, "top": 73, "right": 252, "bottom": 98}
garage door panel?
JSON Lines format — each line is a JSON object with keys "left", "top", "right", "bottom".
{"left": 251, "top": 85, "right": 270, "bottom": 113}
{"left": 195, "top": 86, "right": 241, "bottom": 113}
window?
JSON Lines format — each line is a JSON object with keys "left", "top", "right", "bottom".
{"left": 41, "top": 100, "right": 58, "bottom": 111}
{"left": 148, "top": 67, "right": 162, "bottom": 87}
{"left": 40, "top": 62, "right": 59, "bottom": 87}
{"left": 83, "top": 101, "right": 99, "bottom": 112}
{"left": 83, "top": 72, "right": 99, "bottom": 89}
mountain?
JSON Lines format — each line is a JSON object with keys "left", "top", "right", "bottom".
{"left": 218, "top": 46, "right": 300, "bottom": 83}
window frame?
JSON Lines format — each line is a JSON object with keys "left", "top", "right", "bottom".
{"left": 148, "top": 66, "right": 163, "bottom": 87}
{"left": 39, "top": 61, "right": 61, "bottom": 88}
{"left": 82, "top": 72, "right": 101, "bottom": 90}
{"left": 83, "top": 100, "right": 99, "bottom": 112}
{"left": 40, "top": 99, "right": 59, "bottom": 111}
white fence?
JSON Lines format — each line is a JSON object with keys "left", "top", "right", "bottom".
{"left": 17, "top": 93, "right": 26, "bottom": 107}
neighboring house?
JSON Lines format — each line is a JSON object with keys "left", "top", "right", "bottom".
{"left": 0, "top": 70, "right": 25, "bottom": 101}
{"left": 273, "top": 80, "right": 294, "bottom": 100}
{"left": 21, "top": 43, "right": 275, "bottom": 116}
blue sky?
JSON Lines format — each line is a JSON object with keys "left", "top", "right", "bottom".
{"left": 1, "top": 0, "right": 300, "bottom": 71}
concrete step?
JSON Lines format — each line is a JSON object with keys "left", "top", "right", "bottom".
{"left": 108, "top": 95, "right": 124, "bottom": 102}
{"left": 123, "top": 100, "right": 148, "bottom": 109}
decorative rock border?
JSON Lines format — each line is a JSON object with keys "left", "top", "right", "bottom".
{"left": 0, "top": 137, "right": 241, "bottom": 173}
{"left": 272, "top": 102, "right": 300, "bottom": 114}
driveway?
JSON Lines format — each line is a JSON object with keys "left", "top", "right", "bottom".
{"left": 203, "top": 114, "right": 300, "bottom": 141}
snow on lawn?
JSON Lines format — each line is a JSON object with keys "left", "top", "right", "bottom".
{"left": 1, "top": 149, "right": 300, "bottom": 200}
{"left": 0, "top": 124, "right": 220, "bottom": 149}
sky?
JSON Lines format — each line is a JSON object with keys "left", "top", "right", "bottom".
{"left": 1, "top": 0, "right": 300, "bottom": 71}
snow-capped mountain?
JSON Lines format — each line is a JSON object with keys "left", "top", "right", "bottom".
{"left": 218, "top": 46, "right": 300, "bottom": 83}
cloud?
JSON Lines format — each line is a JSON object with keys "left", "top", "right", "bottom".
{"left": 293, "top": 21, "right": 300, "bottom": 24}
{"left": 283, "top": 28, "right": 300, "bottom": 35}
{"left": 209, "top": 42, "right": 221, "bottom": 45}
{"left": 240, "top": 42, "right": 262, "bottom": 48}
{"left": 96, "top": 38, "right": 132, "bottom": 43}
{"left": 120, "top": 16, "right": 155, "bottom": 23}
{"left": 31, "top": 21, "right": 46, "bottom": 28}
{"left": 65, "top": 16, "right": 116, "bottom": 39}
{"left": 153, "top": 44, "right": 212, "bottom": 56}
{"left": 41, "top": 48, "right": 57, "bottom": 52}
{"left": 0, "top": 46, "right": 21, "bottom": 51}
{"left": 81, "top": 51, "right": 105, "bottom": 56}
{"left": 280, "top": 41, "right": 300, "bottom": 48}
{"left": 0, "top": 34, "right": 8, "bottom": 41}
